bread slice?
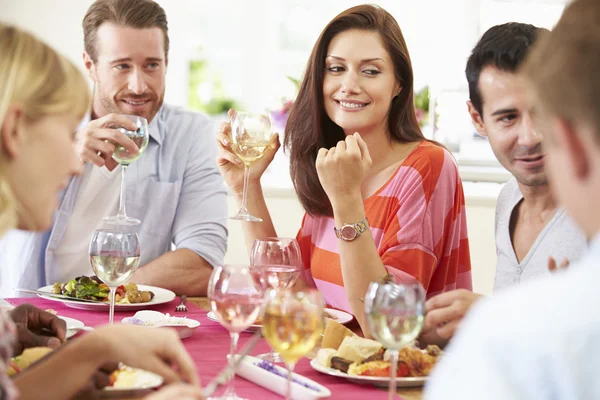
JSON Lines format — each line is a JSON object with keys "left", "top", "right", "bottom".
{"left": 321, "top": 318, "right": 356, "bottom": 350}
{"left": 336, "top": 335, "right": 383, "bottom": 363}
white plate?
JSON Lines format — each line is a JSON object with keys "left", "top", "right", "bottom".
{"left": 206, "top": 310, "right": 261, "bottom": 332}
{"left": 121, "top": 310, "right": 200, "bottom": 339}
{"left": 59, "top": 316, "right": 84, "bottom": 339}
{"left": 206, "top": 307, "right": 353, "bottom": 331}
{"left": 37, "top": 285, "right": 176, "bottom": 311}
{"left": 100, "top": 366, "right": 163, "bottom": 398}
{"left": 309, "top": 358, "right": 426, "bottom": 388}
{"left": 236, "top": 355, "right": 331, "bottom": 400}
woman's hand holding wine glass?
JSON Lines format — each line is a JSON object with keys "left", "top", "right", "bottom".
{"left": 216, "top": 110, "right": 280, "bottom": 222}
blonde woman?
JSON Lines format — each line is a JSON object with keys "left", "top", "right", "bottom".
{"left": 0, "top": 24, "right": 203, "bottom": 400}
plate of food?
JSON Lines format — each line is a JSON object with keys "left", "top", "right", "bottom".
{"left": 310, "top": 321, "right": 442, "bottom": 388}
{"left": 122, "top": 310, "right": 201, "bottom": 339}
{"left": 59, "top": 316, "right": 85, "bottom": 339}
{"left": 100, "top": 365, "right": 164, "bottom": 398}
{"left": 206, "top": 307, "right": 353, "bottom": 332}
{"left": 37, "top": 276, "right": 176, "bottom": 311}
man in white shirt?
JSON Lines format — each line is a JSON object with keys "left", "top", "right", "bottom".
{"left": 426, "top": 1, "right": 600, "bottom": 398}
{"left": 0, "top": 0, "right": 227, "bottom": 296}
{"left": 421, "top": 22, "right": 586, "bottom": 343}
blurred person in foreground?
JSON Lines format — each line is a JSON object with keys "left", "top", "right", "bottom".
{"left": 426, "top": 0, "right": 600, "bottom": 398}
{"left": 422, "top": 22, "right": 587, "bottom": 344}
{"left": 0, "top": 23, "right": 203, "bottom": 400}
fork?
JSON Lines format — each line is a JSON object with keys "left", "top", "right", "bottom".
{"left": 175, "top": 295, "right": 187, "bottom": 312}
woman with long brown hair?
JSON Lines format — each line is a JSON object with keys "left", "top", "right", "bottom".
{"left": 217, "top": 4, "right": 472, "bottom": 335}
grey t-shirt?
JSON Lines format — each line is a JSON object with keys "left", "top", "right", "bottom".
{"left": 494, "top": 178, "right": 587, "bottom": 292}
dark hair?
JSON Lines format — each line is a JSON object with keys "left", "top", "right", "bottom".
{"left": 284, "top": 4, "right": 425, "bottom": 217}
{"left": 466, "top": 22, "right": 547, "bottom": 116}
{"left": 83, "top": 0, "right": 169, "bottom": 63}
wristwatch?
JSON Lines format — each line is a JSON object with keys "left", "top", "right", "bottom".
{"left": 334, "top": 218, "right": 369, "bottom": 241}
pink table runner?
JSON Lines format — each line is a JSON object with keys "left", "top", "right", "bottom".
{"left": 6, "top": 297, "right": 391, "bottom": 399}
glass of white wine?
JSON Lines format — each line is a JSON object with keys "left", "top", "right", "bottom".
{"left": 251, "top": 238, "right": 302, "bottom": 362}
{"left": 208, "top": 265, "right": 265, "bottom": 400}
{"left": 262, "top": 289, "right": 325, "bottom": 400}
{"left": 364, "top": 279, "right": 425, "bottom": 400}
{"left": 229, "top": 111, "right": 274, "bottom": 222}
{"left": 89, "top": 222, "right": 141, "bottom": 324}
{"left": 104, "top": 114, "right": 150, "bottom": 226}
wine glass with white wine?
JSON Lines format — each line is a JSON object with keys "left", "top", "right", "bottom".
{"left": 229, "top": 111, "right": 274, "bottom": 222}
{"left": 262, "top": 289, "right": 324, "bottom": 400}
{"left": 89, "top": 222, "right": 141, "bottom": 324}
{"left": 364, "top": 278, "right": 425, "bottom": 400}
{"left": 208, "top": 265, "right": 265, "bottom": 400}
{"left": 250, "top": 238, "right": 302, "bottom": 362}
{"left": 104, "top": 114, "right": 150, "bottom": 226}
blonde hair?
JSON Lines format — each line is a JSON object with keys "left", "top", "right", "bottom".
{"left": 521, "top": 0, "right": 600, "bottom": 136}
{"left": 0, "top": 24, "right": 91, "bottom": 235}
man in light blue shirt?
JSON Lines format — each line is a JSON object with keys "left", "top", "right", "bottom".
{"left": 426, "top": 0, "right": 600, "bottom": 398}
{"left": 0, "top": 0, "right": 227, "bottom": 297}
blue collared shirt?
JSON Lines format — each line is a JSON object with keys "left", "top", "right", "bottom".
{"left": 0, "top": 104, "right": 228, "bottom": 296}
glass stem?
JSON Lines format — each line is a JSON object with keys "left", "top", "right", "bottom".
{"left": 388, "top": 349, "right": 399, "bottom": 400}
{"left": 284, "top": 361, "right": 295, "bottom": 400}
{"left": 240, "top": 164, "right": 250, "bottom": 214}
{"left": 108, "top": 287, "right": 116, "bottom": 324}
{"left": 117, "top": 164, "right": 128, "bottom": 218}
{"left": 224, "top": 332, "right": 240, "bottom": 396}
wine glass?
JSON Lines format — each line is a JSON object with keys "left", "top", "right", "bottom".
{"left": 229, "top": 111, "right": 274, "bottom": 222}
{"left": 262, "top": 289, "right": 325, "bottom": 400}
{"left": 104, "top": 114, "right": 150, "bottom": 226}
{"left": 208, "top": 265, "right": 265, "bottom": 400}
{"left": 251, "top": 238, "right": 302, "bottom": 362}
{"left": 364, "top": 279, "right": 425, "bottom": 400}
{"left": 89, "top": 222, "right": 141, "bottom": 324}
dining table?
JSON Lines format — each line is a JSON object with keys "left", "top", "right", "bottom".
{"left": 2, "top": 296, "right": 424, "bottom": 400}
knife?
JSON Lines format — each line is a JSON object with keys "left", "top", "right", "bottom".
{"left": 14, "top": 288, "right": 106, "bottom": 304}
{"left": 203, "top": 330, "right": 263, "bottom": 398}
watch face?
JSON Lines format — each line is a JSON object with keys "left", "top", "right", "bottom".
{"left": 340, "top": 225, "right": 357, "bottom": 241}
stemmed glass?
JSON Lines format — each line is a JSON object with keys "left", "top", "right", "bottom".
{"left": 364, "top": 278, "right": 425, "bottom": 400}
{"left": 262, "top": 289, "right": 325, "bottom": 400}
{"left": 251, "top": 237, "right": 302, "bottom": 362}
{"left": 228, "top": 111, "right": 274, "bottom": 222}
{"left": 208, "top": 265, "right": 265, "bottom": 400}
{"left": 104, "top": 115, "right": 150, "bottom": 226}
{"left": 89, "top": 222, "right": 141, "bottom": 324}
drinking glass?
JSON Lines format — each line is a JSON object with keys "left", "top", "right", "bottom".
{"left": 229, "top": 111, "right": 274, "bottom": 222}
{"left": 89, "top": 222, "right": 141, "bottom": 324}
{"left": 251, "top": 238, "right": 302, "bottom": 362}
{"left": 208, "top": 265, "right": 265, "bottom": 400}
{"left": 262, "top": 289, "right": 324, "bottom": 400}
{"left": 364, "top": 279, "right": 425, "bottom": 400}
{"left": 104, "top": 115, "right": 150, "bottom": 226}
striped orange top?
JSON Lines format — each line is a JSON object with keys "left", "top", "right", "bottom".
{"left": 296, "top": 141, "right": 472, "bottom": 313}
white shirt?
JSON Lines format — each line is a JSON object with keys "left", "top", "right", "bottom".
{"left": 425, "top": 235, "right": 600, "bottom": 400}
{"left": 494, "top": 178, "right": 587, "bottom": 291}
{"left": 52, "top": 165, "right": 120, "bottom": 283}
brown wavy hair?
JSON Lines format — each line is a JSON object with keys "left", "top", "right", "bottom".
{"left": 284, "top": 4, "right": 426, "bottom": 217}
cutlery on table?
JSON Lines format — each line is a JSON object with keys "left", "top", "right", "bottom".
{"left": 175, "top": 295, "right": 187, "bottom": 312}
{"left": 202, "top": 330, "right": 263, "bottom": 398}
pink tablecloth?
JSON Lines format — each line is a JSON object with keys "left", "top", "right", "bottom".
{"left": 6, "top": 297, "right": 391, "bottom": 399}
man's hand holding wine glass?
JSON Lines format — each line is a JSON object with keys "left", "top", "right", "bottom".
{"left": 74, "top": 113, "right": 140, "bottom": 171}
